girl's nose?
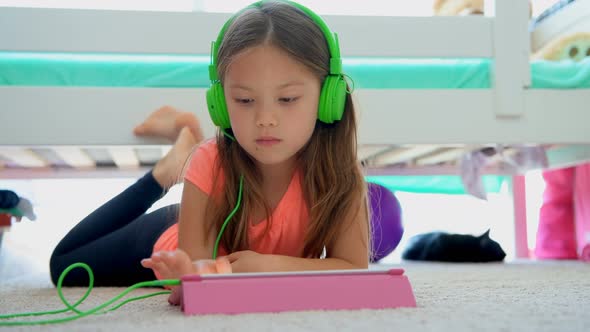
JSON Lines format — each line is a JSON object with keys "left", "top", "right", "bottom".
{"left": 255, "top": 105, "right": 278, "bottom": 127}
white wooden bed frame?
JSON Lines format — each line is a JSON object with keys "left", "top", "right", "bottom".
{"left": 0, "top": 0, "right": 589, "bottom": 257}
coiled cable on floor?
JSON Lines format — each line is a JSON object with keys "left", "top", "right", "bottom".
{"left": 0, "top": 262, "right": 180, "bottom": 326}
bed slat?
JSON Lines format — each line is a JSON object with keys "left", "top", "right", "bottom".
{"left": 107, "top": 147, "right": 140, "bottom": 169}
{"left": 415, "top": 147, "right": 468, "bottom": 166}
{"left": 0, "top": 147, "right": 48, "bottom": 168}
{"left": 373, "top": 145, "right": 440, "bottom": 166}
{"left": 51, "top": 147, "right": 95, "bottom": 169}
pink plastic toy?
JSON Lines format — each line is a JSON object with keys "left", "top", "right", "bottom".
{"left": 536, "top": 163, "right": 590, "bottom": 261}
{"left": 180, "top": 268, "right": 416, "bottom": 315}
{"left": 574, "top": 165, "right": 590, "bottom": 261}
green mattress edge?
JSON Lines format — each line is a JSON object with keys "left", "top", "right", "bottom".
{"left": 365, "top": 175, "right": 506, "bottom": 195}
{"left": 2, "top": 52, "right": 589, "bottom": 89}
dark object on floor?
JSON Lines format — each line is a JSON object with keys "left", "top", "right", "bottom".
{"left": 402, "top": 230, "right": 506, "bottom": 262}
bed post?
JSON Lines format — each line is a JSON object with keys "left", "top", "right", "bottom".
{"left": 512, "top": 174, "right": 530, "bottom": 259}
{"left": 490, "top": 0, "right": 531, "bottom": 118}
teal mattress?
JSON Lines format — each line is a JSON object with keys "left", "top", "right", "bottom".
{"left": 2, "top": 52, "right": 579, "bottom": 195}
{"left": 1, "top": 52, "right": 589, "bottom": 89}
{"left": 365, "top": 175, "right": 506, "bottom": 195}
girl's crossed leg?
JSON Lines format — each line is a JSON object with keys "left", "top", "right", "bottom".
{"left": 49, "top": 108, "right": 199, "bottom": 286}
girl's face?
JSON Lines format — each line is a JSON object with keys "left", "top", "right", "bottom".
{"left": 224, "top": 44, "right": 320, "bottom": 169}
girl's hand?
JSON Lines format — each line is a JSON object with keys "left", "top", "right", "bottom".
{"left": 226, "top": 250, "right": 269, "bottom": 273}
{"left": 141, "top": 250, "right": 232, "bottom": 306}
{"left": 141, "top": 249, "right": 194, "bottom": 306}
{"left": 167, "top": 257, "right": 232, "bottom": 306}
{"left": 192, "top": 257, "right": 233, "bottom": 274}
{"left": 141, "top": 249, "right": 194, "bottom": 281}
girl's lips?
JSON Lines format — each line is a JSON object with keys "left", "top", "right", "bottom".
{"left": 256, "top": 138, "right": 282, "bottom": 146}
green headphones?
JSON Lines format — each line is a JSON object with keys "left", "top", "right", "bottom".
{"left": 206, "top": 0, "right": 347, "bottom": 129}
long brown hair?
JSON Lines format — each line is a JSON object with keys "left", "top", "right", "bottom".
{"left": 204, "top": 0, "right": 369, "bottom": 258}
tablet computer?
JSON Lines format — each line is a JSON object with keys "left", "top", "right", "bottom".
{"left": 181, "top": 268, "right": 416, "bottom": 315}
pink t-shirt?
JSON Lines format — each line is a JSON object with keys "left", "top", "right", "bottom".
{"left": 152, "top": 139, "right": 310, "bottom": 272}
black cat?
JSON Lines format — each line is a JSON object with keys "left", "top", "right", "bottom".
{"left": 401, "top": 230, "right": 506, "bottom": 262}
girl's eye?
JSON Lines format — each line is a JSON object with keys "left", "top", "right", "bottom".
{"left": 279, "top": 97, "right": 299, "bottom": 103}
{"left": 235, "top": 98, "right": 253, "bottom": 104}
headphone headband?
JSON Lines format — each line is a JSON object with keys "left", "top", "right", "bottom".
{"left": 208, "top": 0, "right": 342, "bottom": 83}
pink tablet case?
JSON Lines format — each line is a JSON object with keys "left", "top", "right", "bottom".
{"left": 181, "top": 268, "right": 416, "bottom": 315}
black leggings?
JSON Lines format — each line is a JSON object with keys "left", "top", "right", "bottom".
{"left": 49, "top": 171, "right": 179, "bottom": 287}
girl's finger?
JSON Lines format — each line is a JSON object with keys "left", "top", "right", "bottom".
{"left": 161, "top": 251, "right": 193, "bottom": 274}
{"left": 193, "top": 259, "right": 218, "bottom": 274}
{"left": 150, "top": 251, "right": 167, "bottom": 263}
{"left": 168, "top": 286, "right": 183, "bottom": 306}
{"left": 140, "top": 258, "right": 152, "bottom": 267}
{"left": 148, "top": 261, "right": 173, "bottom": 278}
{"left": 226, "top": 252, "right": 239, "bottom": 263}
{"left": 156, "top": 251, "right": 175, "bottom": 265}
{"left": 215, "top": 257, "right": 232, "bottom": 274}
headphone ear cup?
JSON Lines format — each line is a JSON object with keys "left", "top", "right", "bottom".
{"left": 206, "top": 83, "right": 231, "bottom": 129}
{"left": 318, "top": 75, "right": 347, "bottom": 123}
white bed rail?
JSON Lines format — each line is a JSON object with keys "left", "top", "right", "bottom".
{"left": 1, "top": 87, "right": 589, "bottom": 146}
{"left": 1, "top": 8, "right": 493, "bottom": 57}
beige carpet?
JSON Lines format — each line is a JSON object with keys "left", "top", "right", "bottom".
{"left": 1, "top": 245, "right": 588, "bottom": 332}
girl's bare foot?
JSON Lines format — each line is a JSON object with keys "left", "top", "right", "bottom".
{"left": 152, "top": 127, "right": 197, "bottom": 189}
{"left": 133, "top": 106, "right": 204, "bottom": 142}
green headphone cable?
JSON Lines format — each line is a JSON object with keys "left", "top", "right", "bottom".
{"left": 213, "top": 173, "right": 244, "bottom": 259}
{"left": 0, "top": 262, "right": 180, "bottom": 326}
